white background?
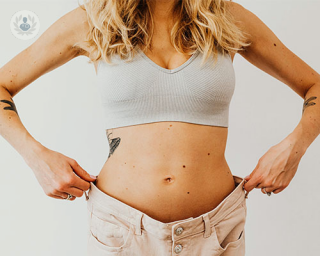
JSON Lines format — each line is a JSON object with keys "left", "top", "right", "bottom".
{"left": 0, "top": 0, "right": 319, "bottom": 255}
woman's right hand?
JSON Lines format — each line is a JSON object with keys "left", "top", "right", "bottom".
{"left": 24, "top": 146, "right": 97, "bottom": 200}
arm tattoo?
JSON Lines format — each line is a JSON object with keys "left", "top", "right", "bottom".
{"left": 302, "top": 96, "right": 317, "bottom": 114}
{"left": 0, "top": 97, "right": 19, "bottom": 116}
{"left": 106, "top": 129, "right": 121, "bottom": 159}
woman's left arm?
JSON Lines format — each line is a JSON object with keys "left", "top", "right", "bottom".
{"left": 226, "top": 2, "right": 320, "bottom": 195}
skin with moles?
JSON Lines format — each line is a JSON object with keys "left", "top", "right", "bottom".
{"left": 0, "top": 1, "right": 319, "bottom": 222}
{"left": 93, "top": 2, "right": 320, "bottom": 221}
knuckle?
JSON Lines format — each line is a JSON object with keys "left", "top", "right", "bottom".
{"left": 70, "top": 159, "right": 77, "bottom": 166}
{"left": 51, "top": 187, "right": 60, "bottom": 194}
{"left": 65, "top": 175, "right": 75, "bottom": 185}
{"left": 256, "top": 174, "right": 264, "bottom": 182}
{"left": 72, "top": 159, "right": 78, "bottom": 166}
{"left": 277, "top": 183, "right": 283, "bottom": 189}
{"left": 264, "top": 180, "right": 273, "bottom": 187}
{"left": 55, "top": 182, "right": 66, "bottom": 191}
{"left": 256, "top": 163, "right": 261, "bottom": 170}
{"left": 257, "top": 158, "right": 265, "bottom": 166}
{"left": 273, "top": 183, "right": 280, "bottom": 189}
{"left": 44, "top": 190, "right": 51, "bottom": 196}
{"left": 279, "top": 181, "right": 288, "bottom": 188}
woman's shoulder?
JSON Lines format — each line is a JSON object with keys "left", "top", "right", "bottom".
{"left": 65, "top": 6, "right": 92, "bottom": 58}
{"left": 224, "top": 1, "right": 258, "bottom": 50}
{"left": 224, "top": 1, "right": 247, "bottom": 18}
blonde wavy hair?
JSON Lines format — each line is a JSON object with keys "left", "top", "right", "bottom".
{"left": 76, "top": 0, "right": 251, "bottom": 67}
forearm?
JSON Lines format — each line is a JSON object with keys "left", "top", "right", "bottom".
{"left": 288, "top": 82, "right": 320, "bottom": 152}
{"left": 0, "top": 86, "right": 45, "bottom": 161}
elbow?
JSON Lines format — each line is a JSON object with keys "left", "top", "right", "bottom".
{"left": 303, "top": 82, "right": 320, "bottom": 99}
{"left": 0, "top": 85, "right": 14, "bottom": 98}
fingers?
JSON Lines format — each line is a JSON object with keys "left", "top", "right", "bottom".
{"left": 57, "top": 169, "right": 91, "bottom": 198}
{"left": 258, "top": 172, "right": 287, "bottom": 194}
{"left": 245, "top": 170, "right": 288, "bottom": 195}
{"left": 243, "top": 174, "right": 261, "bottom": 192}
{"left": 50, "top": 194, "right": 72, "bottom": 200}
{"left": 262, "top": 183, "right": 287, "bottom": 195}
{"left": 246, "top": 176, "right": 278, "bottom": 194}
{"left": 68, "top": 158, "right": 97, "bottom": 182}
{"left": 39, "top": 154, "right": 96, "bottom": 201}
{"left": 272, "top": 187, "right": 285, "bottom": 194}
{"left": 261, "top": 187, "right": 272, "bottom": 194}
{"left": 255, "top": 176, "right": 277, "bottom": 189}
{"left": 60, "top": 186, "right": 85, "bottom": 198}
{"left": 44, "top": 169, "right": 92, "bottom": 201}
{"left": 70, "top": 172, "right": 91, "bottom": 191}
{"left": 48, "top": 190, "right": 76, "bottom": 200}
{"left": 260, "top": 184, "right": 287, "bottom": 195}
{"left": 244, "top": 164, "right": 282, "bottom": 193}
{"left": 244, "top": 174, "right": 251, "bottom": 181}
{"left": 57, "top": 192, "right": 77, "bottom": 200}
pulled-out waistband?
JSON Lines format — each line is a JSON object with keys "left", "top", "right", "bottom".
{"left": 85, "top": 175, "right": 249, "bottom": 240}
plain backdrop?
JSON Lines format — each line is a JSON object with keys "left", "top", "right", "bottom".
{"left": 0, "top": 0, "right": 319, "bottom": 255}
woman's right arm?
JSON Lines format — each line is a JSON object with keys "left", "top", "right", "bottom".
{"left": 0, "top": 6, "right": 96, "bottom": 200}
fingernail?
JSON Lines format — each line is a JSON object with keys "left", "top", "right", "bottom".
{"left": 244, "top": 175, "right": 250, "bottom": 180}
{"left": 90, "top": 175, "right": 97, "bottom": 179}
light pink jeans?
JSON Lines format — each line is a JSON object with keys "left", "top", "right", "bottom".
{"left": 85, "top": 175, "right": 249, "bottom": 256}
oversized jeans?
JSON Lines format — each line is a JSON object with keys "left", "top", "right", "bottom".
{"left": 85, "top": 175, "right": 249, "bottom": 255}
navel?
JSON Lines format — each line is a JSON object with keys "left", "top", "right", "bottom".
{"left": 164, "top": 175, "right": 175, "bottom": 184}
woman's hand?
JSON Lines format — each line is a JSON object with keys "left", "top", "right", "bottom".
{"left": 24, "top": 146, "right": 97, "bottom": 200}
{"left": 243, "top": 133, "right": 307, "bottom": 195}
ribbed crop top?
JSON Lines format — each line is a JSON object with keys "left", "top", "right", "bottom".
{"left": 96, "top": 46, "right": 235, "bottom": 130}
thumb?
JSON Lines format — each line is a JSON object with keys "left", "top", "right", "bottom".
{"left": 244, "top": 174, "right": 252, "bottom": 181}
{"left": 69, "top": 159, "right": 97, "bottom": 181}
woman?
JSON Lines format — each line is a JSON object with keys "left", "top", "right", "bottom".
{"left": 1, "top": 0, "right": 319, "bottom": 255}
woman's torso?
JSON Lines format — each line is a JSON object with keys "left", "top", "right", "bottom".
{"left": 90, "top": 21, "right": 237, "bottom": 223}
{"left": 95, "top": 123, "right": 235, "bottom": 223}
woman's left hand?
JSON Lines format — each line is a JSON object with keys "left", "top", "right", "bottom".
{"left": 243, "top": 133, "right": 307, "bottom": 195}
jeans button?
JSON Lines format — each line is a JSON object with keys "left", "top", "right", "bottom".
{"left": 175, "top": 226, "right": 184, "bottom": 236}
{"left": 174, "top": 244, "right": 183, "bottom": 254}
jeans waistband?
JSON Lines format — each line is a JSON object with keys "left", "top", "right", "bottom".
{"left": 86, "top": 175, "right": 248, "bottom": 240}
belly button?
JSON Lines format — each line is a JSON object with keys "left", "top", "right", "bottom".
{"left": 164, "top": 175, "right": 175, "bottom": 184}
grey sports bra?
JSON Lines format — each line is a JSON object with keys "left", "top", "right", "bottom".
{"left": 96, "top": 46, "right": 235, "bottom": 130}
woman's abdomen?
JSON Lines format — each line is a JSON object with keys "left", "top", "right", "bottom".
{"left": 95, "top": 154, "right": 235, "bottom": 223}
{"left": 95, "top": 122, "right": 234, "bottom": 223}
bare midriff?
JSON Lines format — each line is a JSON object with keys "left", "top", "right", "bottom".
{"left": 94, "top": 121, "right": 236, "bottom": 223}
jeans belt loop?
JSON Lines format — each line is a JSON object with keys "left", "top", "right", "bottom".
{"left": 202, "top": 212, "right": 211, "bottom": 238}
{"left": 134, "top": 214, "right": 143, "bottom": 236}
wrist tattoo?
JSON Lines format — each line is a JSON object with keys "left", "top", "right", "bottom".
{"left": 0, "top": 97, "right": 19, "bottom": 116}
{"left": 302, "top": 96, "right": 317, "bottom": 114}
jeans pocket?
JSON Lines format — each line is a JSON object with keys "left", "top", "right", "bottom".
{"left": 88, "top": 205, "right": 134, "bottom": 253}
{"left": 213, "top": 228, "right": 245, "bottom": 255}
{"left": 211, "top": 202, "right": 246, "bottom": 255}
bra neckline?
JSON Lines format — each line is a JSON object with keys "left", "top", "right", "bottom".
{"left": 136, "top": 46, "right": 200, "bottom": 74}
